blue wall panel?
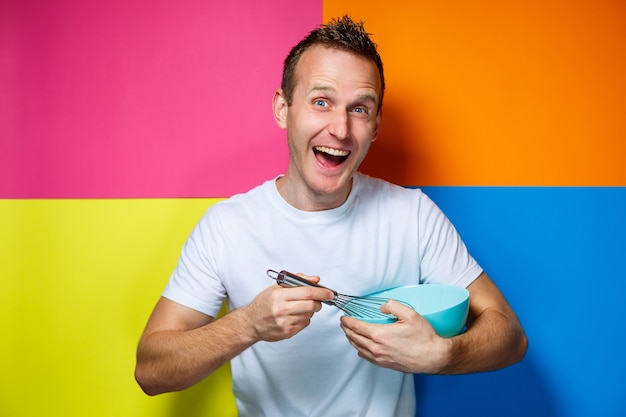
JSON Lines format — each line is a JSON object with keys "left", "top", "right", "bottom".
{"left": 414, "top": 186, "right": 626, "bottom": 417}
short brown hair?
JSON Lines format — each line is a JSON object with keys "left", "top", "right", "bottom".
{"left": 281, "top": 15, "right": 385, "bottom": 110}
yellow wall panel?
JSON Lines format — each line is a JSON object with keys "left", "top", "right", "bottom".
{"left": 0, "top": 199, "right": 236, "bottom": 417}
{"left": 324, "top": 0, "right": 626, "bottom": 185}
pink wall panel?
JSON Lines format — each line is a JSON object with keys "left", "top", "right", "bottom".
{"left": 0, "top": 0, "right": 321, "bottom": 198}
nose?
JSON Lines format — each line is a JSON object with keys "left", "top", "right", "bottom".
{"left": 328, "top": 109, "right": 350, "bottom": 140}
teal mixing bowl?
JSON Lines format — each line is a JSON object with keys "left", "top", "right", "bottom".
{"left": 349, "top": 284, "right": 470, "bottom": 337}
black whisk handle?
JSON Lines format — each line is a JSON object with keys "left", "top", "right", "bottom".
{"left": 266, "top": 269, "right": 337, "bottom": 304}
{"left": 267, "top": 269, "right": 324, "bottom": 288}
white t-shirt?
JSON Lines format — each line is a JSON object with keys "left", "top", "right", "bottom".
{"left": 163, "top": 172, "right": 482, "bottom": 417}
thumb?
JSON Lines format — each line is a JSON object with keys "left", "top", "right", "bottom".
{"left": 380, "top": 299, "right": 416, "bottom": 320}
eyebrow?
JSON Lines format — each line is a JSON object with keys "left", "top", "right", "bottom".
{"left": 308, "top": 84, "right": 379, "bottom": 106}
{"left": 308, "top": 83, "right": 335, "bottom": 95}
{"left": 356, "top": 92, "right": 378, "bottom": 105}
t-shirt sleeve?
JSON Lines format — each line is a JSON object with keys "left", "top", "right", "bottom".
{"left": 162, "top": 209, "right": 227, "bottom": 317}
{"left": 417, "top": 191, "right": 483, "bottom": 288}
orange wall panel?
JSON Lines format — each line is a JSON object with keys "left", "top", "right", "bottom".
{"left": 324, "top": 0, "right": 626, "bottom": 185}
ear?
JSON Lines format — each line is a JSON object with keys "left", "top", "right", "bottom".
{"left": 272, "top": 89, "right": 288, "bottom": 129}
{"left": 371, "top": 108, "right": 382, "bottom": 143}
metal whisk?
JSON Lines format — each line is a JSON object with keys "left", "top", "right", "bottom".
{"left": 266, "top": 269, "right": 410, "bottom": 322}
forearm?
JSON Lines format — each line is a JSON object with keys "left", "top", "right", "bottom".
{"left": 437, "top": 306, "right": 527, "bottom": 374}
{"left": 135, "top": 306, "right": 258, "bottom": 395}
{"left": 135, "top": 283, "right": 332, "bottom": 395}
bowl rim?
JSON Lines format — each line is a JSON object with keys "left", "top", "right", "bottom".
{"left": 367, "top": 283, "right": 469, "bottom": 316}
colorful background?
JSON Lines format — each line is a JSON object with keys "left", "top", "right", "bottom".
{"left": 2, "top": 0, "right": 624, "bottom": 416}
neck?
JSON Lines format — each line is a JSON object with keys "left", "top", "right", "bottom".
{"left": 275, "top": 175, "right": 353, "bottom": 212}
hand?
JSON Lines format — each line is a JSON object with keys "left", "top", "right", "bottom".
{"left": 245, "top": 274, "right": 335, "bottom": 342}
{"left": 340, "top": 299, "right": 450, "bottom": 374}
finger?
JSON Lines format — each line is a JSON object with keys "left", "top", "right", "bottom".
{"left": 340, "top": 322, "right": 384, "bottom": 363}
{"left": 282, "top": 299, "right": 325, "bottom": 316}
{"left": 340, "top": 316, "right": 379, "bottom": 345}
{"left": 340, "top": 314, "right": 376, "bottom": 333}
{"left": 339, "top": 315, "right": 361, "bottom": 333}
{"left": 278, "top": 273, "right": 334, "bottom": 302}
{"left": 342, "top": 324, "right": 370, "bottom": 352}
{"left": 281, "top": 286, "right": 334, "bottom": 303}
{"left": 295, "top": 272, "right": 321, "bottom": 284}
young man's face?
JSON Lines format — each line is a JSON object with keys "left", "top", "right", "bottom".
{"left": 273, "top": 44, "right": 383, "bottom": 211}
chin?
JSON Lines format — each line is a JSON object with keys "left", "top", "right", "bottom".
{"left": 311, "top": 173, "right": 353, "bottom": 195}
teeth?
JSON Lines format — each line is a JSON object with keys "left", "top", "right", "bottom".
{"left": 314, "top": 146, "right": 349, "bottom": 157}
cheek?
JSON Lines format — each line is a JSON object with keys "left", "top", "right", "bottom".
{"left": 289, "top": 112, "right": 327, "bottom": 139}
{"left": 357, "top": 141, "right": 373, "bottom": 162}
{"left": 354, "top": 122, "right": 378, "bottom": 147}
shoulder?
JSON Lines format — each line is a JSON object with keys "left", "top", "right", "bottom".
{"left": 354, "top": 172, "right": 430, "bottom": 203}
{"left": 353, "top": 173, "right": 445, "bottom": 227}
{"left": 207, "top": 177, "right": 275, "bottom": 214}
{"left": 192, "top": 178, "right": 277, "bottom": 234}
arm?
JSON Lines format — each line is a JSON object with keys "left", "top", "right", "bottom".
{"left": 135, "top": 278, "right": 334, "bottom": 395}
{"left": 438, "top": 272, "right": 528, "bottom": 373}
{"left": 339, "top": 272, "right": 528, "bottom": 374}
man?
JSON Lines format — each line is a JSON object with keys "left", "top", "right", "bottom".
{"left": 135, "top": 16, "right": 527, "bottom": 416}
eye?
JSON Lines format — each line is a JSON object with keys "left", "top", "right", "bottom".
{"left": 351, "top": 106, "right": 369, "bottom": 117}
{"left": 313, "top": 99, "right": 329, "bottom": 107}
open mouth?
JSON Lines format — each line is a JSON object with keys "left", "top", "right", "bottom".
{"left": 313, "top": 146, "right": 350, "bottom": 167}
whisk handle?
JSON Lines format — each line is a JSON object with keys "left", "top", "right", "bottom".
{"left": 266, "top": 269, "right": 336, "bottom": 305}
